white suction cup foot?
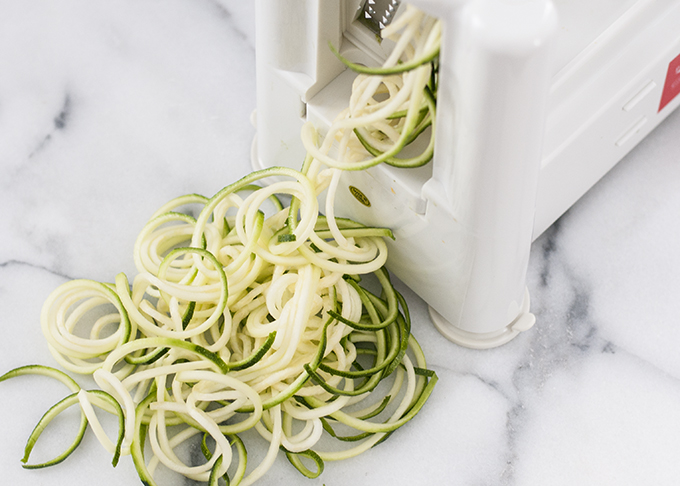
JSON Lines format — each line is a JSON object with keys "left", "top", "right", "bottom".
{"left": 429, "top": 288, "right": 535, "bottom": 349}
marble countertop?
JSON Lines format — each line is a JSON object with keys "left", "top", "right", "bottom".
{"left": 2, "top": 1, "right": 680, "bottom": 485}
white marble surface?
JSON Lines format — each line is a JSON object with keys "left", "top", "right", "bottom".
{"left": 2, "top": 1, "right": 680, "bottom": 485}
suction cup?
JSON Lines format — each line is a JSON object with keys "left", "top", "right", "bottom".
{"left": 429, "top": 288, "right": 535, "bottom": 349}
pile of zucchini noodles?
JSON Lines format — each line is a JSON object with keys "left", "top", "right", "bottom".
{"left": 1, "top": 5, "right": 440, "bottom": 486}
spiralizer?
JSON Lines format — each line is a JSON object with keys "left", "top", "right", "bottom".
{"left": 252, "top": 0, "right": 680, "bottom": 348}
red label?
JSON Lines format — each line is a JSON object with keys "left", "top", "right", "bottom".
{"left": 659, "top": 52, "right": 680, "bottom": 112}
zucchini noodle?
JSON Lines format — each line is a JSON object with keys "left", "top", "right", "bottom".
{"left": 302, "top": 4, "right": 440, "bottom": 172}
{"left": 1, "top": 5, "right": 440, "bottom": 486}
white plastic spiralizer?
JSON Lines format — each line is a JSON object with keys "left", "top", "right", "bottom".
{"left": 252, "top": 0, "right": 680, "bottom": 348}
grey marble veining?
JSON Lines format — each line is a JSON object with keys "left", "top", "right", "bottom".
{"left": 1, "top": 1, "right": 680, "bottom": 485}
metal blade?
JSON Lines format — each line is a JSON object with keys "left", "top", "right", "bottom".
{"left": 357, "top": 0, "right": 401, "bottom": 36}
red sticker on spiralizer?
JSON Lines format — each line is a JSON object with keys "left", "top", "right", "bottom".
{"left": 659, "top": 52, "right": 680, "bottom": 112}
